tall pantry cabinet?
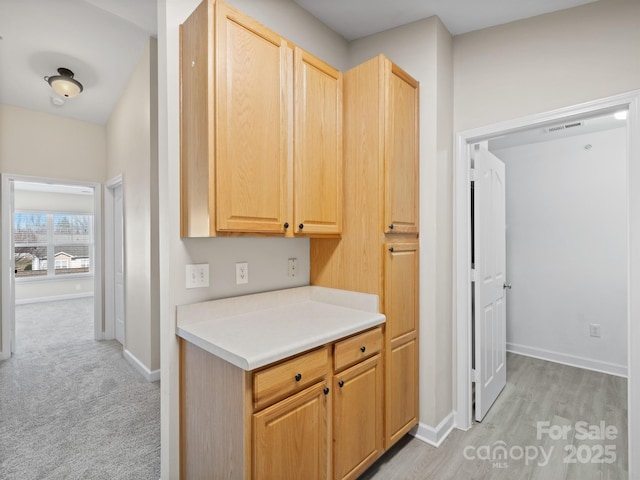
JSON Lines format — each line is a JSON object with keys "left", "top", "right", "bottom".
{"left": 310, "top": 54, "right": 420, "bottom": 449}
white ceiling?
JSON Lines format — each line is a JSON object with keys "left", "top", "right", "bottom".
{"left": 293, "top": 0, "right": 599, "bottom": 40}
{"left": 0, "top": 0, "right": 156, "bottom": 125}
{"left": 0, "top": 0, "right": 599, "bottom": 125}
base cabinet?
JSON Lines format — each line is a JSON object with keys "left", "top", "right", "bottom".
{"left": 253, "top": 382, "right": 330, "bottom": 480}
{"left": 333, "top": 354, "right": 383, "bottom": 480}
{"left": 180, "top": 326, "right": 383, "bottom": 479}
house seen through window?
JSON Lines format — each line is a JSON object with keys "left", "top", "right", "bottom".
{"left": 15, "top": 212, "right": 93, "bottom": 278}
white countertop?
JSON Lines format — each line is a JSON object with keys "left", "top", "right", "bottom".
{"left": 176, "top": 286, "right": 385, "bottom": 370}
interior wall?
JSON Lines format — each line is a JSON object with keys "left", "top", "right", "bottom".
{"left": 0, "top": 104, "right": 106, "bottom": 182}
{"left": 159, "top": 1, "right": 349, "bottom": 476}
{"left": 348, "top": 17, "right": 455, "bottom": 430}
{"left": 0, "top": 103, "right": 106, "bottom": 357}
{"left": 106, "top": 38, "right": 160, "bottom": 372}
{"left": 453, "top": 0, "right": 640, "bottom": 132}
{"left": 14, "top": 189, "right": 95, "bottom": 303}
{"left": 492, "top": 127, "right": 628, "bottom": 375}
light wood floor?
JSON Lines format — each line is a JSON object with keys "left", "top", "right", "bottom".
{"left": 360, "top": 353, "right": 627, "bottom": 480}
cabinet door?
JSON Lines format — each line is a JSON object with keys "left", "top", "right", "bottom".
{"left": 386, "top": 338, "right": 418, "bottom": 447}
{"left": 384, "top": 60, "right": 419, "bottom": 234}
{"left": 216, "top": 3, "right": 291, "bottom": 233}
{"left": 384, "top": 242, "right": 419, "bottom": 447}
{"left": 253, "top": 382, "right": 330, "bottom": 480}
{"left": 333, "top": 355, "right": 383, "bottom": 480}
{"left": 294, "top": 47, "right": 343, "bottom": 236}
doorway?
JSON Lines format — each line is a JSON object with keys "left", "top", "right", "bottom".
{"left": 0, "top": 174, "right": 103, "bottom": 359}
{"left": 454, "top": 91, "right": 640, "bottom": 476}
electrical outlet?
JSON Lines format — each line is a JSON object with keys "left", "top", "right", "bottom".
{"left": 236, "top": 262, "right": 249, "bottom": 284}
{"left": 288, "top": 258, "right": 297, "bottom": 277}
{"left": 186, "top": 264, "right": 210, "bottom": 289}
{"left": 590, "top": 323, "right": 601, "bottom": 338}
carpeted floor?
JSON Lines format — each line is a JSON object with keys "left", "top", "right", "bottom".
{"left": 0, "top": 298, "right": 160, "bottom": 480}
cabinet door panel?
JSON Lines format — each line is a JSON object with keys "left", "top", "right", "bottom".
{"left": 384, "top": 61, "right": 419, "bottom": 234}
{"left": 384, "top": 242, "right": 419, "bottom": 340}
{"left": 253, "top": 382, "right": 329, "bottom": 480}
{"left": 216, "top": 4, "right": 291, "bottom": 233}
{"left": 294, "top": 47, "right": 343, "bottom": 235}
{"left": 386, "top": 338, "right": 418, "bottom": 447}
{"left": 333, "top": 355, "right": 383, "bottom": 480}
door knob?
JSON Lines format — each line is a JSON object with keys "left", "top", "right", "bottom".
{"left": 503, "top": 283, "right": 512, "bottom": 290}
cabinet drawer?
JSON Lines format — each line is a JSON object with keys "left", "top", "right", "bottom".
{"left": 334, "top": 327, "right": 383, "bottom": 372}
{"left": 254, "top": 347, "right": 328, "bottom": 410}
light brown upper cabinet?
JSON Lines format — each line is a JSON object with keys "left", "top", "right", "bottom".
{"left": 294, "top": 48, "right": 343, "bottom": 236}
{"left": 180, "top": 0, "right": 342, "bottom": 237}
{"left": 215, "top": 3, "right": 291, "bottom": 234}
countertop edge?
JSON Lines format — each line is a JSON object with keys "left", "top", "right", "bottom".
{"left": 178, "top": 313, "right": 385, "bottom": 371}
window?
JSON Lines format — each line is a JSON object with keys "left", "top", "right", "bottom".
{"left": 14, "top": 212, "right": 93, "bottom": 279}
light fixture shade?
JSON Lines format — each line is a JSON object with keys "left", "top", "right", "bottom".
{"left": 45, "top": 67, "right": 83, "bottom": 98}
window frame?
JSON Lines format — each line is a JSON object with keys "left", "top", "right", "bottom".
{"left": 14, "top": 209, "right": 95, "bottom": 282}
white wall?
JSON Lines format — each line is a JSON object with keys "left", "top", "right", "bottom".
{"left": 493, "top": 127, "right": 628, "bottom": 375}
{"left": 106, "top": 38, "right": 160, "bottom": 373}
{"left": 0, "top": 104, "right": 106, "bottom": 357}
{"left": 0, "top": 104, "right": 106, "bottom": 182}
{"left": 453, "top": 0, "right": 640, "bottom": 132}
{"left": 159, "top": 1, "right": 348, "bottom": 476}
{"left": 14, "top": 189, "right": 95, "bottom": 303}
{"left": 349, "top": 17, "right": 455, "bottom": 431}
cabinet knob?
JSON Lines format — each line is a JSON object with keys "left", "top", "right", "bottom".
{"left": 323, "top": 387, "right": 330, "bottom": 395}
{"left": 284, "top": 222, "right": 289, "bottom": 229}
{"left": 389, "top": 224, "right": 394, "bottom": 230}
{"left": 295, "top": 373, "right": 302, "bottom": 382}
{"left": 338, "top": 380, "right": 344, "bottom": 388}
{"left": 389, "top": 247, "right": 394, "bottom": 252}
{"left": 299, "top": 223, "right": 304, "bottom": 230}
{"left": 360, "top": 346, "right": 366, "bottom": 353}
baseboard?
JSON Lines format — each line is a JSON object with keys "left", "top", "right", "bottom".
{"left": 15, "top": 292, "right": 94, "bottom": 305}
{"left": 507, "top": 342, "right": 627, "bottom": 378}
{"left": 124, "top": 349, "right": 160, "bottom": 383}
{"left": 413, "top": 411, "right": 455, "bottom": 448}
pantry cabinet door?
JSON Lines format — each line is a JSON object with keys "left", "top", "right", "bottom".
{"left": 384, "top": 61, "right": 419, "bottom": 235}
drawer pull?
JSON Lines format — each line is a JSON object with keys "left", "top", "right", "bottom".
{"left": 338, "top": 380, "right": 344, "bottom": 388}
{"left": 323, "top": 387, "right": 330, "bottom": 395}
{"left": 389, "top": 224, "right": 394, "bottom": 230}
{"left": 389, "top": 247, "right": 394, "bottom": 252}
{"left": 360, "top": 346, "right": 366, "bottom": 353}
{"left": 299, "top": 223, "right": 304, "bottom": 230}
{"left": 295, "top": 373, "right": 302, "bottom": 382}
{"left": 284, "top": 222, "right": 289, "bottom": 229}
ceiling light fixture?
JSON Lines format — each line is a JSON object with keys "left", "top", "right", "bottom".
{"left": 614, "top": 110, "right": 628, "bottom": 120}
{"left": 44, "top": 67, "right": 83, "bottom": 98}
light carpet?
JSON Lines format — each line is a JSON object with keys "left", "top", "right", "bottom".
{"left": 0, "top": 298, "right": 160, "bottom": 480}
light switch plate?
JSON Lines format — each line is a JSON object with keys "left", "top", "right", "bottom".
{"left": 186, "top": 264, "right": 210, "bottom": 289}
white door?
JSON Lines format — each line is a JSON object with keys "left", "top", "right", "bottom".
{"left": 114, "top": 184, "right": 125, "bottom": 345}
{"left": 473, "top": 143, "right": 507, "bottom": 421}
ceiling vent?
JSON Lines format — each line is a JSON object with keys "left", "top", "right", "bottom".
{"left": 545, "top": 121, "right": 584, "bottom": 133}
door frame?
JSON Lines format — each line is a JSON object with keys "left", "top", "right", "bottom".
{"left": 104, "top": 174, "right": 124, "bottom": 342}
{"left": 453, "top": 91, "right": 640, "bottom": 476}
{"left": 0, "top": 173, "right": 103, "bottom": 358}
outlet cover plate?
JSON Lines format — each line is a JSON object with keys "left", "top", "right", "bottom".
{"left": 236, "top": 262, "right": 249, "bottom": 284}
